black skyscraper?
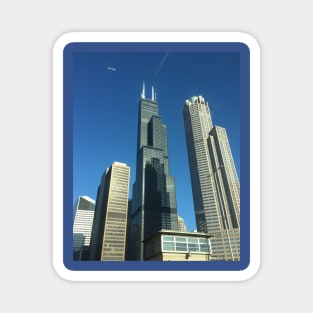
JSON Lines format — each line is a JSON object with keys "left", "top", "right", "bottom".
{"left": 128, "top": 83, "right": 179, "bottom": 260}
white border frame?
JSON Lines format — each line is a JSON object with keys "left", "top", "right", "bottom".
{"left": 53, "top": 32, "right": 260, "bottom": 281}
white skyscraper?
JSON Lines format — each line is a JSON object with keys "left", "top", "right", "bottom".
{"left": 73, "top": 195, "right": 96, "bottom": 260}
{"left": 183, "top": 95, "right": 240, "bottom": 261}
{"left": 178, "top": 215, "right": 188, "bottom": 232}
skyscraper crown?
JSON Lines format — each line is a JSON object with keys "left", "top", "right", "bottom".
{"left": 185, "top": 95, "right": 206, "bottom": 105}
{"left": 141, "top": 81, "right": 156, "bottom": 101}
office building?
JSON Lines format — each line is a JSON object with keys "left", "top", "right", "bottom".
{"left": 183, "top": 95, "right": 240, "bottom": 261}
{"left": 89, "top": 162, "right": 130, "bottom": 261}
{"left": 73, "top": 196, "right": 95, "bottom": 260}
{"left": 178, "top": 215, "right": 188, "bottom": 232}
{"left": 129, "top": 83, "right": 179, "bottom": 260}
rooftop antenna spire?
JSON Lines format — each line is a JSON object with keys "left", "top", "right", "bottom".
{"left": 152, "top": 85, "right": 155, "bottom": 101}
{"left": 141, "top": 81, "right": 145, "bottom": 99}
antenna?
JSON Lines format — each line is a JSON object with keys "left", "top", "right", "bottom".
{"left": 141, "top": 81, "right": 145, "bottom": 99}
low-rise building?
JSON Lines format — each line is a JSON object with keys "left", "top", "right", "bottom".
{"left": 144, "top": 229, "right": 214, "bottom": 261}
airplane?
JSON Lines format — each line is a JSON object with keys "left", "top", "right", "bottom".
{"left": 107, "top": 66, "right": 117, "bottom": 71}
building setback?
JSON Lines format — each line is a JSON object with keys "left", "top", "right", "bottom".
{"left": 183, "top": 95, "right": 240, "bottom": 261}
{"left": 89, "top": 162, "right": 130, "bottom": 261}
{"left": 128, "top": 83, "right": 179, "bottom": 260}
{"left": 73, "top": 195, "right": 95, "bottom": 260}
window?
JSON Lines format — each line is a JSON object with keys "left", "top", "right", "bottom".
{"left": 176, "top": 242, "right": 187, "bottom": 251}
{"left": 163, "top": 236, "right": 174, "bottom": 242}
{"left": 163, "top": 242, "right": 175, "bottom": 251}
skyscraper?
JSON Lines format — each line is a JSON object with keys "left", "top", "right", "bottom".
{"left": 73, "top": 195, "right": 95, "bottom": 260}
{"left": 89, "top": 162, "right": 130, "bottom": 261}
{"left": 178, "top": 215, "right": 188, "bottom": 232}
{"left": 183, "top": 95, "right": 240, "bottom": 261}
{"left": 129, "top": 83, "right": 179, "bottom": 260}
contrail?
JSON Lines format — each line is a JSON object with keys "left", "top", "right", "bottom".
{"left": 152, "top": 52, "right": 169, "bottom": 80}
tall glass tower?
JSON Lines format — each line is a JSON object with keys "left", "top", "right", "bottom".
{"left": 129, "top": 83, "right": 179, "bottom": 260}
{"left": 183, "top": 96, "right": 240, "bottom": 261}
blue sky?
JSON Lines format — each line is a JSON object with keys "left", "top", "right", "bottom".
{"left": 73, "top": 49, "right": 240, "bottom": 231}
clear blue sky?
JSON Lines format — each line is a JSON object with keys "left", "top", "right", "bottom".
{"left": 73, "top": 50, "right": 240, "bottom": 231}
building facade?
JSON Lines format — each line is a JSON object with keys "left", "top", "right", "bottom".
{"left": 129, "top": 83, "right": 179, "bottom": 260}
{"left": 144, "top": 229, "right": 213, "bottom": 261}
{"left": 178, "top": 215, "right": 188, "bottom": 232}
{"left": 183, "top": 95, "right": 240, "bottom": 261}
{"left": 89, "top": 162, "right": 130, "bottom": 261}
{"left": 73, "top": 195, "right": 95, "bottom": 260}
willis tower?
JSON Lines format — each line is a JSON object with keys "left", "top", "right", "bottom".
{"left": 128, "top": 83, "right": 179, "bottom": 260}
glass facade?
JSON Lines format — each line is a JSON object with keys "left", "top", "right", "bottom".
{"left": 162, "top": 235, "right": 211, "bottom": 253}
{"left": 129, "top": 86, "right": 179, "bottom": 260}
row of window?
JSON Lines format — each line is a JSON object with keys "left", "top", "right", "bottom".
{"left": 162, "top": 235, "right": 211, "bottom": 253}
